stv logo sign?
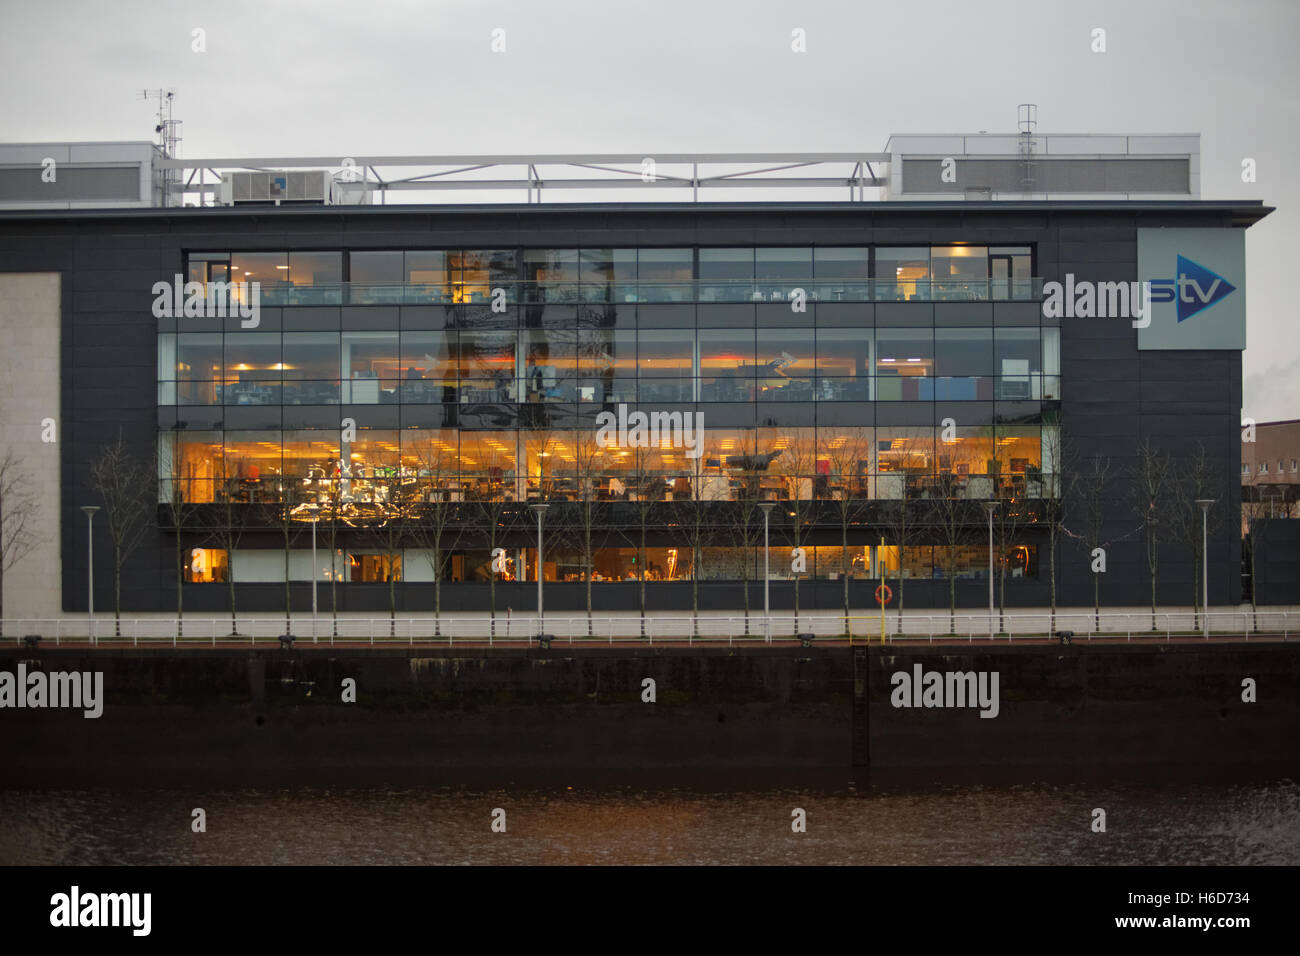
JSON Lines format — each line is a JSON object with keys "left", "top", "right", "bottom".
{"left": 1147, "top": 255, "right": 1236, "bottom": 322}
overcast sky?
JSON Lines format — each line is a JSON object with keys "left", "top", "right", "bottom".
{"left": 2, "top": 0, "right": 1296, "bottom": 420}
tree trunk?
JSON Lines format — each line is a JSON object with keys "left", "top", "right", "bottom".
{"left": 433, "top": 545, "right": 442, "bottom": 638}
{"left": 841, "top": 522, "right": 850, "bottom": 637}
{"left": 585, "top": 528, "right": 593, "bottom": 638}
{"left": 228, "top": 559, "right": 238, "bottom": 636}
{"left": 175, "top": 528, "right": 184, "bottom": 639}
{"left": 691, "top": 542, "right": 700, "bottom": 639}
{"left": 948, "top": 573, "right": 956, "bottom": 635}
{"left": 284, "top": 548, "right": 291, "bottom": 634}
{"left": 1048, "top": 528, "right": 1057, "bottom": 633}
{"left": 1150, "top": 569, "right": 1158, "bottom": 632}
{"left": 1093, "top": 572, "right": 1100, "bottom": 633}
{"left": 896, "top": 566, "right": 905, "bottom": 638}
{"left": 998, "top": 563, "right": 1006, "bottom": 634}
{"left": 114, "top": 543, "right": 122, "bottom": 637}
{"left": 638, "top": 520, "right": 647, "bottom": 638}
{"left": 741, "top": 535, "right": 751, "bottom": 636}
{"left": 1192, "top": 553, "right": 1201, "bottom": 632}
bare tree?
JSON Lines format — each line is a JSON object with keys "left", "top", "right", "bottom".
{"left": 771, "top": 429, "right": 817, "bottom": 635}
{"left": 1241, "top": 477, "right": 1276, "bottom": 633}
{"left": 471, "top": 443, "right": 518, "bottom": 638}
{"left": 158, "top": 446, "right": 200, "bottom": 639}
{"left": 566, "top": 430, "right": 608, "bottom": 636}
{"left": 879, "top": 432, "right": 928, "bottom": 635}
{"left": 621, "top": 444, "right": 659, "bottom": 638}
{"left": 206, "top": 459, "right": 251, "bottom": 636}
{"left": 267, "top": 470, "right": 307, "bottom": 635}
{"left": 1166, "top": 442, "right": 1219, "bottom": 631}
{"left": 315, "top": 466, "right": 343, "bottom": 639}
{"left": 680, "top": 449, "right": 712, "bottom": 638}
{"left": 88, "top": 434, "right": 153, "bottom": 637}
{"left": 986, "top": 444, "right": 1027, "bottom": 635}
{"left": 408, "top": 442, "right": 464, "bottom": 638}
{"left": 927, "top": 444, "right": 979, "bottom": 635}
{"left": 1038, "top": 414, "right": 1067, "bottom": 632}
{"left": 0, "top": 450, "right": 39, "bottom": 637}
{"left": 822, "top": 427, "right": 873, "bottom": 636}
{"left": 359, "top": 453, "right": 419, "bottom": 638}
{"left": 719, "top": 432, "right": 766, "bottom": 635}
{"left": 1069, "top": 453, "right": 1113, "bottom": 632}
{"left": 1129, "top": 437, "right": 1172, "bottom": 632}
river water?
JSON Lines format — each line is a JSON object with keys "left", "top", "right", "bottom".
{"left": 2, "top": 768, "right": 1296, "bottom": 865}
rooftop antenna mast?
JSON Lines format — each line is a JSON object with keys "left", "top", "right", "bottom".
{"left": 1017, "top": 103, "right": 1038, "bottom": 196}
{"left": 140, "top": 89, "right": 181, "bottom": 206}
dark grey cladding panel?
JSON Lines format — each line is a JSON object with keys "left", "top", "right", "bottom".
{"left": 813, "top": 303, "right": 873, "bottom": 326}
{"left": 875, "top": 302, "right": 933, "bottom": 324}
{"left": 342, "top": 306, "right": 398, "bottom": 329}
{"left": 74, "top": 320, "right": 151, "bottom": 347}
{"left": 72, "top": 289, "right": 158, "bottom": 312}
{"left": 172, "top": 407, "right": 227, "bottom": 430}
{"left": 993, "top": 303, "right": 1040, "bottom": 325}
{"left": 339, "top": 405, "right": 399, "bottom": 428}
{"left": 400, "top": 405, "right": 458, "bottom": 429}
{"left": 222, "top": 406, "right": 282, "bottom": 429}
{"left": 399, "top": 306, "right": 453, "bottom": 329}
{"left": 1066, "top": 359, "right": 1141, "bottom": 384}
{"left": 1058, "top": 241, "right": 1137, "bottom": 265}
{"left": 697, "top": 403, "right": 756, "bottom": 428}
{"left": 698, "top": 305, "right": 754, "bottom": 327}
{"left": 282, "top": 312, "right": 338, "bottom": 335}
{"left": 283, "top": 406, "right": 345, "bottom": 429}
{"left": 938, "top": 401, "right": 993, "bottom": 425}
{"left": 636, "top": 304, "right": 693, "bottom": 327}
{"left": 1060, "top": 318, "right": 1138, "bottom": 342}
{"left": 815, "top": 402, "right": 873, "bottom": 427}
{"left": 875, "top": 402, "right": 935, "bottom": 427}
{"left": 755, "top": 403, "right": 815, "bottom": 427}
{"left": 933, "top": 302, "right": 993, "bottom": 324}
{"left": 756, "top": 303, "right": 812, "bottom": 326}
{"left": 72, "top": 268, "right": 162, "bottom": 293}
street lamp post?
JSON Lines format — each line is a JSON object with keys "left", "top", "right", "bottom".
{"left": 80, "top": 506, "right": 100, "bottom": 645}
{"left": 529, "top": 503, "right": 549, "bottom": 639}
{"left": 1195, "top": 498, "right": 1215, "bottom": 637}
{"left": 982, "top": 501, "right": 998, "bottom": 638}
{"left": 759, "top": 502, "right": 775, "bottom": 643}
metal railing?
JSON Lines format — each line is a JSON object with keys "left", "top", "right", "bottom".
{"left": 246, "top": 277, "right": 1043, "bottom": 307}
{"left": 3, "top": 607, "right": 1293, "bottom": 648}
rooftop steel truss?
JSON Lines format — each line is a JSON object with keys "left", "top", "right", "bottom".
{"left": 155, "top": 152, "right": 890, "bottom": 205}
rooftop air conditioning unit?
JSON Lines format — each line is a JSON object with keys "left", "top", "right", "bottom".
{"left": 218, "top": 170, "right": 333, "bottom": 206}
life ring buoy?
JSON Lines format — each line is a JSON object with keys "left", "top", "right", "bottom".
{"left": 875, "top": 584, "right": 893, "bottom": 606}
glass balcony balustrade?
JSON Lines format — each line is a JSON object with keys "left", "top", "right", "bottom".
{"left": 251, "top": 277, "right": 1043, "bottom": 307}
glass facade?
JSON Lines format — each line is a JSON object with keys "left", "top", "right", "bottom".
{"left": 160, "top": 245, "right": 1057, "bottom": 585}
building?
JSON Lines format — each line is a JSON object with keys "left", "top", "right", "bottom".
{"left": 0, "top": 138, "right": 1274, "bottom": 625}
{"left": 1242, "top": 419, "right": 1300, "bottom": 519}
